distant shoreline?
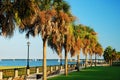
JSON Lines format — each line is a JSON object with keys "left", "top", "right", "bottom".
{"left": 0, "top": 59, "right": 76, "bottom": 61}
{"left": 0, "top": 59, "right": 59, "bottom": 61}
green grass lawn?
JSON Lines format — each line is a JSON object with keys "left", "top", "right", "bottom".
{"left": 48, "top": 66, "right": 120, "bottom": 80}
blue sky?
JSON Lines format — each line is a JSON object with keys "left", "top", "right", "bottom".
{"left": 67, "top": 0, "right": 120, "bottom": 50}
{"left": 0, "top": 0, "right": 120, "bottom": 59}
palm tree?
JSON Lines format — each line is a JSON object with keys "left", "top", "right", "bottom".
{"left": 47, "top": 0, "right": 75, "bottom": 76}
{"left": 82, "top": 27, "right": 90, "bottom": 68}
{"left": 88, "top": 30, "right": 97, "bottom": 67}
{"left": 72, "top": 24, "right": 92, "bottom": 68}
{"left": 71, "top": 24, "right": 85, "bottom": 71}
{"left": 32, "top": 2, "right": 56, "bottom": 80}
{"left": 71, "top": 24, "right": 98, "bottom": 68}
{"left": 17, "top": 1, "right": 56, "bottom": 80}
{"left": 5, "top": 0, "right": 54, "bottom": 80}
{"left": 83, "top": 38, "right": 90, "bottom": 68}
{"left": 70, "top": 37, "right": 82, "bottom": 71}
{"left": 94, "top": 42, "right": 103, "bottom": 66}
{"left": 73, "top": 24, "right": 87, "bottom": 68}
{"left": 48, "top": 24, "right": 75, "bottom": 76}
{"left": 48, "top": 24, "right": 76, "bottom": 76}
{"left": 89, "top": 43, "right": 96, "bottom": 67}
{"left": 55, "top": 2, "right": 75, "bottom": 74}
{"left": 81, "top": 26, "right": 97, "bottom": 68}
{"left": 103, "top": 46, "right": 116, "bottom": 66}
{"left": 64, "top": 31, "right": 74, "bottom": 76}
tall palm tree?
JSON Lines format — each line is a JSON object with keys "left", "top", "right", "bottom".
{"left": 71, "top": 24, "right": 85, "bottom": 71}
{"left": 88, "top": 30, "right": 97, "bottom": 67}
{"left": 48, "top": 23, "right": 75, "bottom": 76}
{"left": 70, "top": 37, "right": 82, "bottom": 71}
{"left": 72, "top": 24, "right": 98, "bottom": 68}
{"left": 64, "top": 30, "right": 74, "bottom": 76}
{"left": 62, "top": 24, "right": 76, "bottom": 76}
{"left": 17, "top": 1, "right": 57, "bottom": 80}
{"left": 89, "top": 42, "right": 96, "bottom": 67}
{"left": 94, "top": 42, "right": 103, "bottom": 66}
{"left": 82, "top": 27, "right": 90, "bottom": 68}
{"left": 83, "top": 38, "right": 90, "bottom": 68}
{"left": 72, "top": 24, "right": 92, "bottom": 68}
{"left": 47, "top": 0, "right": 75, "bottom": 76}
{"left": 82, "top": 26, "right": 97, "bottom": 68}
{"left": 32, "top": 2, "right": 56, "bottom": 80}
{"left": 103, "top": 46, "right": 116, "bottom": 66}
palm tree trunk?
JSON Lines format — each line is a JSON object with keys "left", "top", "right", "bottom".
{"left": 65, "top": 50, "right": 68, "bottom": 76}
{"left": 85, "top": 54, "right": 87, "bottom": 68}
{"left": 110, "top": 59, "right": 112, "bottom": 66}
{"left": 90, "top": 54, "right": 92, "bottom": 67}
{"left": 95, "top": 54, "right": 97, "bottom": 67}
{"left": 43, "top": 38, "right": 47, "bottom": 80}
{"left": 111, "top": 60, "right": 113, "bottom": 66}
{"left": 111, "top": 59, "right": 112, "bottom": 66}
{"left": 60, "top": 56, "right": 62, "bottom": 66}
{"left": 109, "top": 60, "right": 110, "bottom": 66}
{"left": 77, "top": 54, "right": 80, "bottom": 71}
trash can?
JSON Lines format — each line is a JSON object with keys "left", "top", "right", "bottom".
{"left": 36, "top": 74, "right": 42, "bottom": 79}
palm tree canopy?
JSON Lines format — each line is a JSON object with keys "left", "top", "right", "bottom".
{"left": 0, "top": 0, "right": 15, "bottom": 37}
{"left": 0, "top": 0, "right": 38, "bottom": 38}
{"left": 70, "top": 24, "right": 98, "bottom": 57}
{"left": 103, "top": 46, "right": 116, "bottom": 62}
{"left": 23, "top": 0, "right": 75, "bottom": 40}
{"left": 45, "top": 0, "right": 75, "bottom": 57}
{"left": 95, "top": 42, "right": 103, "bottom": 56}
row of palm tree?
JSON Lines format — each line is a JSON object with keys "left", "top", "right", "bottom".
{"left": 0, "top": 0, "right": 103, "bottom": 80}
{"left": 71, "top": 24, "right": 103, "bottom": 68}
{"left": 48, "top": 23, "right": 103, "bottom": 73}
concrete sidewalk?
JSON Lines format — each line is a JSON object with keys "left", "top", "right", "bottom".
{"left": 26, "top": 69, "right": 77, "bottom": 80}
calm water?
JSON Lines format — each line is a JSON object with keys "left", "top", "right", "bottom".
{"left": 0, "top": 59, "right": 77, "bottom": 66}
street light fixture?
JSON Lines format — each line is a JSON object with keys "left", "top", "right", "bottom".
{"left": 27, "top": 41, "right": 30, "bottom": 69}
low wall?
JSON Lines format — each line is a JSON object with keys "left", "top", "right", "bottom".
{"left": 0, "top": 61, "right": 109, "bottom": 80}
{"left": 0, "top": 64, "right": 76, "bottom": 80}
